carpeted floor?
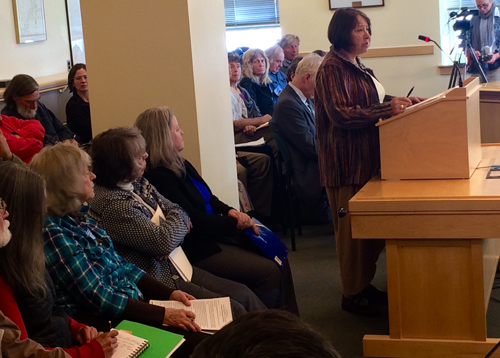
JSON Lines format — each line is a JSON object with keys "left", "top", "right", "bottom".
{"left": 281, "top": 223, "right": 500, "bottom": 358}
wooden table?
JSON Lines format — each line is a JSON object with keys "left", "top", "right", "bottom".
{"left": 349, "top": 145, "right": 500, "bottom": 358}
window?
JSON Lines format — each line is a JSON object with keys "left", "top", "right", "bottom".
{"left": 224, "top": 0, "right": 281, "bottom": 52}
{"left": 224, "top": 0, "right": 280, "bottom": 28}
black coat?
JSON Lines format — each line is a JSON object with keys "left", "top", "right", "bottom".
{"left": 144, "top": 161, "right": 243, "bottom": 263}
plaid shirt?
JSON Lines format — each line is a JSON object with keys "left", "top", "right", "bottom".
{"left": 43, "top": 205, "right": 145, "bottom": 318}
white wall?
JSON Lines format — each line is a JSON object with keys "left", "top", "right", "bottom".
{"left": 280, "top": 0, "right": 449, "bottom": 97}
{"left": 0, "top": 0, "right": 70, "bottom": 79}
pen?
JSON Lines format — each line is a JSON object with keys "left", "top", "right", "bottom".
{"left": 406, "top": 86, "right": 415, "bottom": 97}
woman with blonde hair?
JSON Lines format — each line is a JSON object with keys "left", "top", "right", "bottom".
{"left": 0, "top": 161, "right": 118, "bottom": 358}
{"left": 135, "top": 106, "right": 299, "bottom": 315}
{"left": 239, "top": 48, "right": 275, "bottom": 116}
{"left": 30, "top": 142, "right": 212, "bottom": 357}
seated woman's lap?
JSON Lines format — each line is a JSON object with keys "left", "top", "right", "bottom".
{"left": 193, "top": 243, "right": 283, "bottom": 309}
{"left": 177, "top": 267, "right": 266, "bottom": 316}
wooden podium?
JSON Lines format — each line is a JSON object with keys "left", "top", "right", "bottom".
{"left": 350, "top": 77, "right": 500, "bottom": 358}
{"left": 377, "top": 77, "right": 482, "bottom": 180}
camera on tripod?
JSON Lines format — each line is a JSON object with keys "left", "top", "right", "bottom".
{"left": 450, "top": 8, "right": 477, "bottom": 48}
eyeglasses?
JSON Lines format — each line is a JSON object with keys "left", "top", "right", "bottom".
{"left": 477, "top": 3, "right": 491, "bottom": 9}
{"left": 0, "top": 198, "right": 6, "bottom": 216}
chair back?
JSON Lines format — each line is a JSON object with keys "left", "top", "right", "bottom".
{"left": 272, "top": 130, "right": 292, "bottom": 165}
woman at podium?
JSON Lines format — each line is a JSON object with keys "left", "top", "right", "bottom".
{"left": 315, "top": 7, "right": 422, "bottom": 316}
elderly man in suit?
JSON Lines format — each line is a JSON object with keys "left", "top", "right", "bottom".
{"left": 270, "top": 53, "right": 331, "bottom": 224}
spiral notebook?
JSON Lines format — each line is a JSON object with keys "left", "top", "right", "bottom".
{"left": 115, "top": 320, "right": 185, "bottom": 358}
{"left": 111, "top": 330, "right": 148, "bottom": 358}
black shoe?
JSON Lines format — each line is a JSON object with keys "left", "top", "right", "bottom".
{"left": 341, "top": 294, "right": 382, "bottom": 316}
{"left": 361, "top": 285, "right": 388, "bottom": 306}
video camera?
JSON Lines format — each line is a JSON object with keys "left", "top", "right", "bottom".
{"left": 449, "top": 8, "right": 478, "bottom": 48}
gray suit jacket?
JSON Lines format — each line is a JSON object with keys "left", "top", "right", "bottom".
{"left": 270, "top": 84, "right": 322, "bottom": 204}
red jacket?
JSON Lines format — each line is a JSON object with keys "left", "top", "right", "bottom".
{"left": 0, "top": 276, "right": 105, "bottom": 358}
{"left": 0, "top": 114, "right": 45, "bottom": 163}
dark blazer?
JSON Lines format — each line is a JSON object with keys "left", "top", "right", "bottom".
{"left": 144, "top": 161, "right": 241, "bottom": 263}
{"left": 270, "top": 84, "right": 322, "bottom": 204}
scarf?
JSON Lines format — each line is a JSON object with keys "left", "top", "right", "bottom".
{"left": 472, "top": 5, "right": 498, "bottom": 52}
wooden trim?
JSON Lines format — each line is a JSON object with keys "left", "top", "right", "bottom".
{"left": 361, "top": 45, "right": 434, "bottom": 58}
{"left": 299, "top": 45, "right": 434, "bottom": 59}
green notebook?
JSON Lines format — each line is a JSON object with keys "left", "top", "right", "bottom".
{"left": 115, "top": 320, "right": 185, "bottom": 358}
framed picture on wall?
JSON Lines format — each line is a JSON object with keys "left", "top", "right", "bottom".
{"left": 12, "top": 0, "right": 47, "bottom": 43}
{"left": 329, "top": 0, "right": 384, "bottom": 10}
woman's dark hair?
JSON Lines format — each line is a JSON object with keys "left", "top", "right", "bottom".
{"left": 0, "top": 162, "right": 47, "bottom": 297}
{"left": 227, "top": 52, "right": 243, "bottom": 66}
{"left": 2, "top": 74, "right": 39, "bottom": 109}
{"left": 91, "top": 127, "right": 146, "bottom": 188}
{"left": 68, "top": 63, "right": 86, "bottom": 93}
{"left": 327, "top": 8, "right": 371, "bottom": 51}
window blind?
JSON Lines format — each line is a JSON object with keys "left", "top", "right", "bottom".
{"left": 224, "top": 0, "right": 280, "bottom": 28}
{"left": 446, "top": 0, "right": 476, "bottom": 10}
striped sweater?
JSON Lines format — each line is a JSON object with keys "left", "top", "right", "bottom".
{"left": 314, "top": 49, "right": 394, "bottom": 187}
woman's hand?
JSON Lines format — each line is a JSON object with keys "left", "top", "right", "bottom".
{"left": 228, "top": 209, "right": 260, "bottom": 234}
{"left": 484, "top": 52, "right": 500, "bottom": 64}
{"left": 170, "top": 290, "right": 195, "bottom": 306}
{"left": 75, "top": 325, "right": 98, "bottom": 345}
{"left": 408, "top": 96, "right": 426, "bottom": 105}
{"left": 163, "top": 308, "right": 201, "bottom": 332}
{"left": 390, "top": 97, "right": 413, "bottom": 116}
{"left": 94, "top": 331, "right": 118, "bottom": 358}
{"left": 0, "top": 132, "right": 13, "bottom": 161}
{"left": 243, "top": 125, "right": 257, "bottom": 136}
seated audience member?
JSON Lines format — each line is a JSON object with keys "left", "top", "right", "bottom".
{"left": 313, "top": 49, "right": 327, "bottom": 57}
{"left": 66, "top": 64, "right": 92, "bottom": 144}
{"left": 29, "top": 143, "right": 209, "bottom": 357}
{"left": 0, "top": 310, "right": 72, "bottom": 358}
{"left": 239, "top": 49, "right": 275, "bottom": 116}
{"left": 87, "top": 127, "right": 265, "bottom": 316}
{"left": 286, "top": 56, "right": 304, "bottom": 82}
{"left": 235, "top": 152, "right": 272, "bottom": 217}
{"left": 228, "top": 52, "right": 277, "bottom": 158}
{"left": 271, "top": 54, "right": 331, "bottom": 224}
{"left": 0, "top": 162, "right": 118, "bottom": 358}
{"left": 265, "top": 45, "right": 287, "bottom": 104}
{"left": 135, "top": 107, "right": 298, "bottom": 314}
{"left": 2, "top": 75, "right": 74, "bottom": 146}
{"left": 0, "top": 114, "right": 44, "bottom": 163}
{"left": 191, "top": 310, "right": 340, "bottom": 358}
{"left": 278, "top": 34, "right": 300, "bottom": 76}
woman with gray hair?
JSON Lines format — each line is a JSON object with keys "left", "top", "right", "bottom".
{"left": 136, "top": 107, "right": 299, "bottom": 314}
{"left": 239, "top": 48, "right": 275, "bottom": 116}
{"left": 87, "top": 127, "right": 266, "bottom": 317}
{"left": 278, "top": 34, "right": 300, "bottom": 75}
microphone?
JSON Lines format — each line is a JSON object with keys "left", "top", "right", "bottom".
{"left": 418, "top": 35, "right": 463, "bottom": 87}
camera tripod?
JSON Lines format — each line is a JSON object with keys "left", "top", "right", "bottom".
{"left": 450, "top": 42, "right": 488, "bottom": 88}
